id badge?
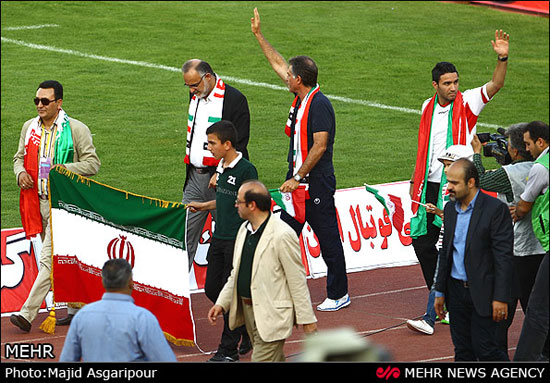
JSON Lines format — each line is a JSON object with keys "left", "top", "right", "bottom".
{"left": 39, "top": 157, "right": 53, "bottom": 180}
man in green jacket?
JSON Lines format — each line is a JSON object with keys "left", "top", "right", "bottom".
{"left": 512, "top": 121, "right": 549, "bottom": 361}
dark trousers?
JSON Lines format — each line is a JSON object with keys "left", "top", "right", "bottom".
{"left": 281, "top": 174, "right": 348, "bottom": 300}
{"left": 496, "top": 253, "right": 548, "bottom": 354}
{"left": 514, "top": 252, "right": 550, "bottom": 361}
{"left": 447, "top": 278, "right": 509, "bottom": 361}
{"left": 412, "top": 182, "right": 441, "bottom": 289}
{"left": 204, "top": 237, "right": 249, "bottom": 356}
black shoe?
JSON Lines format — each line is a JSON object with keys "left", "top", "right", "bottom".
{"left": 207, "top": 352, "right": 238, "bottom": 362}
{"left": 56, "top": 314, "right": 74, "bottom": 326}
{"left": 239, "top": 338, "right": 252, "bottom": 355}
{"left": 10, "top": 314, "right": 31, "bottom": 332}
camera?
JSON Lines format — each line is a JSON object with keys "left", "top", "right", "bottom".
{"left": 476, "top": 128, "right": 512, "bottom": 165}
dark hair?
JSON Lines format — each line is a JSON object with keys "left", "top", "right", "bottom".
{"left": 206, "top": 120, "right": 237, "bottom": 147}
{"left": 242, "top": 180, "right": 272, "bottom": 212}
{"left": 454, "top": 158, "right": 479, "bottom": 188}
{"left": 524, "top": 120, "right": 549, "bottom": 144}
{"left": 289, "top": 55, "right": 318, "bottom": 88}
{"left": 182, "top": 59, "right": 214, "bottom": 76}
{"left": 102, "top": 259, "right": 132, "bottom": 291}
{"left": 505, "top": 123, "right": 532, "bottom": 160}
{"left": 38, "top": 80, "right": 63, "bottom": 100}
{"left": 195, "top": 60, "right": 215, "bottom": 76}
{"left": 432, "top": 62, "right": 459, "bottom": 84}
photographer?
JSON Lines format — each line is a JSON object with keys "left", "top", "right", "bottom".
{"left": 472, "top": 123, "right": 546, "bottom": 354}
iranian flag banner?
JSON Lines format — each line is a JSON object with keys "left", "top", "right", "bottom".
{"left": 49, "top": 166, "right": 194, "bottom": 346}
{"left": 270, "top": 185, "right": 307, "bottom": 223}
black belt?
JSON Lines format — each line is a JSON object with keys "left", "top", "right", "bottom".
{"left": 192, "top": 166, "right": 210, "bottom": 174}
{"left": 452, "top": 278, "right": 469, "bottom": 288}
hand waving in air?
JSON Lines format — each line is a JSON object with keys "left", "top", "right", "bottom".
{"left": 491, "top": 29, "right": 509, "bottom": 58}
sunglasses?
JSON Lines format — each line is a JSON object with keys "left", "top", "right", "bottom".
{"left": 33, "top": 97, "right": 57, "bottom": 106}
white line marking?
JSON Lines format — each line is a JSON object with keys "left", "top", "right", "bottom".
{"left": 3, "top": 24, "right": 60, "bottom": 31}
{"left": 0, "top": 36, "right": 502, "bottom": 129}
{"left": 351, "top": 285, "right": 425, "bottom": 300}
{"left": 415, "top": 347, "right": 516, "bottom": 362}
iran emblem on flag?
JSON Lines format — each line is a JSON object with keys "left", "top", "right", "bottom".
{"left": 269, "top": 185, "right": 307, "bottom": 223}
{"left": 48, "top": 166, "right": 194, "bottom": 346}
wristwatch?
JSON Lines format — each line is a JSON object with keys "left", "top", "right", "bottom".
{"left": 498, "top": 55, "right": 508, "bottom": 62}
{"left": 293, "top": 174, "right": 302, "bottom": 182}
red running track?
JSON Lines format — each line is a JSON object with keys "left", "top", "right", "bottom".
{"left": 1, "top": 264, "right": 524, "bottom": 363}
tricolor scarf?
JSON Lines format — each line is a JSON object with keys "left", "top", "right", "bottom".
{"left": 410, "top": 92, "right": 467, "bottom": 238}
{"left": 184, "top": 76, "right": 225, "bottom": 168}
{"left": 20, "top": 109, "right": 74, "bottom": 239}
{"left": 285, "top": 84, "right": 320, "bottom": 175}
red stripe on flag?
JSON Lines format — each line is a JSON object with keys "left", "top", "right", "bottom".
{"left": 54, "top": 255, "right": 194, "bottom": 345}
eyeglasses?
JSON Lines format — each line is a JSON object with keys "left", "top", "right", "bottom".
{"left": 235, "top": 199, "right": 247, "bottom": 205}
{"left": 33, "top": 97, "right": 57, "bottom": 106}
{"left": 185, "top": 73, "right": 207, "bottom": 89}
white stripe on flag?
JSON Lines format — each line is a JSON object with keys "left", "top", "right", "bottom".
{"left": 51, "top": 209, "right": 189, "bottom": 298}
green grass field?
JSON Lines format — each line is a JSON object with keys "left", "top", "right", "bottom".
{"left": 2, "top": 1, "right": 548, "bottom": 229}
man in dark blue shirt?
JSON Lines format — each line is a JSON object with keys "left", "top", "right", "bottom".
{"left": 251, "top": 8, "right": 349, "bottom": 311}
{"left": 434, "top": 159, "right": 513, "bottom": 361}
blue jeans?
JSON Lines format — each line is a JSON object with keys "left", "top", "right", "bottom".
{"left": 422, "top": 247, "right": 443, "bottom": 327}
{"left": 423, "top": 289, "right": 437, "bottom": 327}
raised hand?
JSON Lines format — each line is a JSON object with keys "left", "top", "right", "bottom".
{"left": 491, "top": 29, "right": 509, "bottom": 58}
{"left": 251, "top": 7, "right": 261, "bottom": 35}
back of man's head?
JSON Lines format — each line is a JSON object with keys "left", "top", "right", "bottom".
{"left": 242, "top": 180, "right": 272, "bottom": 212}
{"left": 289, "top": 55, "right": 318, "bottom": 88}
{"left": 102, "top": 259, "right": 132, "bottom": 292}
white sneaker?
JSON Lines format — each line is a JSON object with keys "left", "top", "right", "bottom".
{"left": 316, "top": 294, "right": 351, "bottom": 312}
{"left": 406, "top": 319, "right": 434, "bottom": 335}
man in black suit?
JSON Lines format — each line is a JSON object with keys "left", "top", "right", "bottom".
{"left": 181, "top": 59, "right": 251, "bottom": 361}
{"left": 182, "top": 59, "right": 250, "bottom": 269}
{"left": 434, "top": 158, "right": 514, "bottom": 361}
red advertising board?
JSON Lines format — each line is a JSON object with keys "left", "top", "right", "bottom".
{"left": 1, "top": 228, "right": 46, "bottom": 315}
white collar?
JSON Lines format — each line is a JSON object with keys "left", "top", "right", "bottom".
{"left": 200, "top": 74, "right": 220, "bottom": 104}
{"left": 216, "top": 151, "right": 242, "bottom": 173}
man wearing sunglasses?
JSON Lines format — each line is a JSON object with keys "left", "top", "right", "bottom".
{"left": 11, "top": 80, "right": 100, "bottom": 333}
{"left": 181, "top": 60, "right": 250, "bottom": 272}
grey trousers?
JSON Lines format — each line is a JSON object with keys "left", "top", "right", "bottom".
{"left": 182, "top": 169, "right": 216, "bottom": 269}
{"left": 19, "top": 198, "right": 52, "bottom": 323}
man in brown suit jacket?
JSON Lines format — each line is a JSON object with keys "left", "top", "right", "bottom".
{"left": 208, "top": 180, "right": 317, "bottom": 361}
{"left": 11, "top": 80, "right": 100, "bottom": 332}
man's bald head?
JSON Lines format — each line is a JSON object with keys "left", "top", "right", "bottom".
{"left": 240, "top": 180, "right": 271, "bottom": 211}
{"left": 182, "top": 59, "right": 214, "bottom": 76}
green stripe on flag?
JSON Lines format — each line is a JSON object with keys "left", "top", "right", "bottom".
{"left": 270, "top": 189, "right": 287, "bottom": 212}
{"left": 364, "top": 184, "right": 390, "bottom": 215}
{"left": 49, "top": 166, "right": 187, "bottom": 247}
